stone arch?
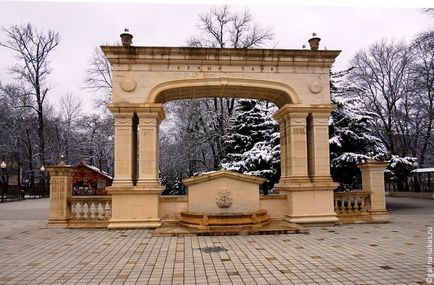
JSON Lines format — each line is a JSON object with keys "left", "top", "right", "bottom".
{"left": 147, "top": 77, "right": 300, "bottom": 107}
{"left": 104, "top": 44, "right": 342, "bottom": 228}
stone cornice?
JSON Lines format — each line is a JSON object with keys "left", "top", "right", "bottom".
{"left": 101, "top": 46, "right": 341, "bottom": 68}
{"left": 182, "top": 170, "right": 265, "bottom": 186}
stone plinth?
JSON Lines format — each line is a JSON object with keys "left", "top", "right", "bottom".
{"left": 107, "top": 184, "right": 164, "bottom": 229}
{"left": 358, "top": 160, "right": 389, "bottom": 223}
{"left": 46, "top": 157, "right": 77, "bottom": 228}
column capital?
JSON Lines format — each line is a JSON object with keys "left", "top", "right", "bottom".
{"left": 108, "top": 103, "right": 165, "bottom": 121}
{"left": 274, "top": 104, "right": 336, "bottom": 121}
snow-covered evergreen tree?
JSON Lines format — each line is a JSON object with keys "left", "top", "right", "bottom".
{"left": 221, "top": 99, "right": 280, "bottom": 192}
{"left": 329, "top": 69, "right": 387, "bottom": 188}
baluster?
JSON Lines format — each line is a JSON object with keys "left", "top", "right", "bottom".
{"left": 70, "top": 202, "right": 77, "bottom": 221}
{"left": 78, "top": 202, "right": 85, "bottom": 220}
{"left": 105, "top": 202, "right": 111, "bottom": 219}
{"left": 338, "top": 196, "right": 345, "bottom": 214}
{"left": 94, "top": 202, "right": 100, "bottom": 220}
{"left": 86, "top": 203, "right": 92, "bottom": 220}
{"left": 360, "top": 194, "right": 365, "bottom": 212}
{"left": 350, "top": 194, "right": 355, "bottom": 213}
{"left": 101, "top": 202, "right": 106, "bottom": 220}
{"left": 334, "top": 196, "right": 339, "bottom": 212}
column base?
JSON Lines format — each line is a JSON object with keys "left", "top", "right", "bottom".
{"left": 284, "top": 213, "right": 339, "bottom": 225}
{"left": 107, "top": 218, "right": 162, "bottom": 229}
{"left": 277, "top": 180, "right": 339, "bottom": 226}
{"left": 47, "top": 219, "right": 68, "bottom": 228}
{"left": 107, "top": 184, "right": 164, "bottom": 229}
{"left": 369, "top": 210, "right": 390, "bottom": 223}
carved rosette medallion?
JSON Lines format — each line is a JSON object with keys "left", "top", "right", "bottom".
{"left": 216, "top": 189, "right": 233, "bottom": 208}
{"left": 120, "top": 77, "right": 137, "bottom": 92}
{"left": 308, "top": 82, "right": 323, "bottom": 94}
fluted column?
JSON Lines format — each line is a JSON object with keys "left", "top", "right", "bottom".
{"left": 307, "top": 111, "right": 334, "bottom": 183}
{"left": 110, "top": 111, "right": 135, "bottom": 186}
{"left": 274, "top": 106, "right": 309, "bottom": 184}
{"left": 136, "top": 105, "right": 165, "bottom": 186}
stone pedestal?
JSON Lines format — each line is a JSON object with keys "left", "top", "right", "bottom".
{"left": 358, "top": 160, "right": 389, "bottom": 223}
{"left": 107, "top": 185, "right": 164, "bottom": 229}
{"left": 274, "top": 105, "right": 338, "bottom": 225}
{"left": 46, "top": 157, "right": 76, "bottom": 228}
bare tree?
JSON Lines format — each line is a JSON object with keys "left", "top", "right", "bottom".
{"left": 82, "top": 47, "right": 112, "bottom": 106}
{"left": 187, "top": 5, "right": 273, "bottom": 48}
{"left": 348, "top": 39, "right": 415, "bottom": 157}
{"left": 59, "top": 92, "right": 83, "bottom": 161}
{"left": 0, "top": 23, "right": 60, "bottom": 166}
{"left": 411, "top": 31, "right": 434, "bottom": 166}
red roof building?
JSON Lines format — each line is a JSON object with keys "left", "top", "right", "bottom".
{"left": 72, "top": 162, "right": 113, "bottom": 196}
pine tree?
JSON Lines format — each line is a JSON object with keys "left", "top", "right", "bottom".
{"left": 329, "top": 69, "right": 387, "bottom": 188}
{"left": 221, "top": 99, "right": 280, "bottom": 193}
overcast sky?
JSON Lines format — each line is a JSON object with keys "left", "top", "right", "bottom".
{"left": 0, "top": 1, "right": 433, "bottom": 113}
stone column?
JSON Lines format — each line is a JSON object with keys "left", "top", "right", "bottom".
{"left": 107, "top": 104, "right": 165, "bottom": 229}
{"left": 358, "top": 160, "right": 389, "bottom": 223}
{"left": 274, "top": 104, "right": 338, "bottom": 225}
{"left": 136, "top": 106, "right": 165, "bottom": 186}
{"left": 46, "top": 156, "right": 76, "bottom": 228}
{"left": 274, "top": 108, "right": 309, "bottom": 184}
{"left": 109, "top": 109, "right": 135, "bottom": 186}
{"left": 307, "top": 111, "right": 334, "bottom": 183}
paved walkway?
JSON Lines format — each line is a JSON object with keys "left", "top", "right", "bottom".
{"left": 0, "top": 197, "right": 432, "bottom": 285}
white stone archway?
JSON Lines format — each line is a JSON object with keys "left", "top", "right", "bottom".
{"left": 102, "top": 44, "right": 341, "bottom": 228}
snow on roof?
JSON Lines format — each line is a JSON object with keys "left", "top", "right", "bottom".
{"left": 80, "top": 162, "right": 113, "bottom": 180}
{"left": 412, "top": 168, "right": 434, "bottom": 173}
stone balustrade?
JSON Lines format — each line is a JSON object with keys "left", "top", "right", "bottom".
{"left": 334, "top": 191, "right": 371, "bottom": 223}
{"left": 68, "top": 196, "right": 112, "bottom": 228}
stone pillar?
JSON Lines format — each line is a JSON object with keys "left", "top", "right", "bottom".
{"left": 136, "top": 106, "right": 165, "bottom": 186}
{"left": 107, "top": 104, "right": 165, "bottom": 229}
{"left": 307, "top": 111, "right": 334, "bottom": 183}
{"left": 46, "top": 156, "right": 76, "bottom": 228}
{"left": 109, "top": 108, "right": 135, "bottom": 186}
{"left": 274, "top": 104, "right": 338, "bottom": 225}
{"left": 358, "top": 160, "right": 389, "bottom": 223}
{"left": 274, "top": 108, "right": 309, "bottom": 184}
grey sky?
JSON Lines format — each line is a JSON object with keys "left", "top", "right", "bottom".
{"left": 0, "top": 1, "right": 433, "bottom": 112}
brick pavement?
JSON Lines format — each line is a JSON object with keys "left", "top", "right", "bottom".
{"left": 0, "top": 197, "right": 432, "bottom": 285}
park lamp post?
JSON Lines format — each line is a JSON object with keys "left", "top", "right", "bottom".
{"left": 1, "top": 161, "right": 7, "bottom": 203}
{"left": 40, "top": 165, "right": 46, "bottom": 198}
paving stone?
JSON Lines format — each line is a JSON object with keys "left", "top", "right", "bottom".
{"left": 0, "top": 197, "right": 431, "bottom": 284}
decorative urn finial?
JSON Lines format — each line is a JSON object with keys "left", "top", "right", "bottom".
{"left": 308, "top": 33, "right": 321, "bottom": 50}
{"left": 120, "top": 28, "right": 133, "bottom": 48}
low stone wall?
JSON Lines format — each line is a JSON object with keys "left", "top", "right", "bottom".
{"left": 159, "top": 194, "right": 287, "bottom": 221}
{"left": 389, "top": 191, "right": 434, "bottom": 199}
{"left": 259, "top": 194, "right": 287, "bottom": 219}
{"left": 159, "top": 196, "right": 188, "bottom": 221}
